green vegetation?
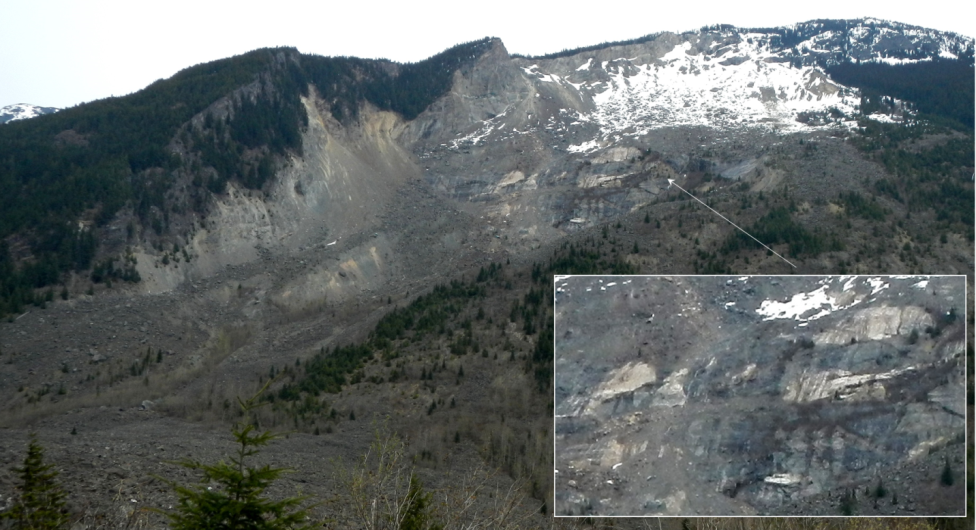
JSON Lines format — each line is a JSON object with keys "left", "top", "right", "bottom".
{"left": 547, "top": 241, "right": 637, "bottom": 276}
{"left": 160, "top": 384, "right": 314, "bottom": 530}
{"left": 0, "top": 48, "right": 277, "bottom": 317}
{"left": 270, "top": 262, "right": 526, "bottom": 404}
{"left": 357, "top": 39, "right": 491, "bottom": 121}
{"left": 2, "top": 239, "right": 970, "bottom": 527}
{"left": 838, "top": 191, "right": 887, "bottom": 221}
{"left": 873, "top": 477, "right": 887, "bottom": 499}
{"left": 720, "top": 207, "right": 841, "bottom": 258}
{"left": 849, "top": 118, "right": 974, "bottom": 238}
{"left": 0, "top": 48, "right": 273, "bottom": 233}
{"left": 2, "top": 434, "right": 967, "bottom": 528}
{"left": 0, "top": 40, "right": 495, "bottom": 319}
{"left": 274, "top": 278, "right": 489, "bottom": 400}
{"left": 1, "top": 435, "right": 68, "bottom": 529}
{"left": 827, "top": 58, "right": 974, "bottom": 130}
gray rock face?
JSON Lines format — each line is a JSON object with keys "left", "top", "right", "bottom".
{"left": 554, "top": 275, "right": 965, "bottom": 516}
{"left": 391, "top": 20, "right": 972, "bottom": 248}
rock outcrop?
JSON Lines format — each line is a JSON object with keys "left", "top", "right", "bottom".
{"left": 554, "top": 275, "right": 965, "bottom": 516}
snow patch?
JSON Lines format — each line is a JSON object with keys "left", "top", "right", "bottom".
{"left": 567, "top": 140, "right": 600, "bottom": 154}
{"left": 764, "top": 473, "right": 802, "bottom": 485}
{"left": 758, "top": 285, "right": 843, "bottom": 322}
{"left": 866, "top": 113, "right": 903, "bottom": 124}
{"left": 866, "top": 277, "right": 888, "bottom": 295}
{"left": 568, "top": 34, "right": 860, "bottom": 139}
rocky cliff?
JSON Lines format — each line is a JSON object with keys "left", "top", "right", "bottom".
{"left": 554, "top": 275, "right": 965, "bottom": 516}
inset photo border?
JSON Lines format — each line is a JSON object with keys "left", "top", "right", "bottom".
{"left": 553, "top": 275, "right": 967, "bottom": 517}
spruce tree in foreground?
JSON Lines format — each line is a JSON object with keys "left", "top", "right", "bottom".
{"left": 1, "top": 434, "right": 68, "bottom": 529}
{"left": 161, "top": 383, "right": 313, "bottom": 530}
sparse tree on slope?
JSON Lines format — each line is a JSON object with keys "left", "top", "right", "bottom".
{"left": 1, "top": 435, "right": 68, "bottom": 530}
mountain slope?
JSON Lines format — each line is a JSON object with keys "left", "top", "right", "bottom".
{"left": 0, "top": 40, "right": 495, "bottom": 315}
{"left": 0, "top": 17, "right": 971, "bottom": 526}
{"left": 0, "top": 22, "right": 971, "bottom": 316}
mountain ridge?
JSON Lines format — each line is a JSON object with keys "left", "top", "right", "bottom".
{"left": 0, "top": 18, "right": 971, "bottom": 315}
{"left": 516, "top": 18, "right": 973, "bottom": 63}
{"left": 0, "top": 103, "right": 59, "bottom": 124}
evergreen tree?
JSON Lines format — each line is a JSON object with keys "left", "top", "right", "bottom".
{"left": 873, "top": 477, "right": 886, "bottom": 498}
{"left": 400, "top": 473, "right": 438, "bottom": 530}
{"left": 940, "top": 456, "right": 954, "bottom": 486}
{"left": 160, "top": 384, "right": 313, "bottom": 530}
{"left": 2, "top": 435, "right": 68, "bottom": 529}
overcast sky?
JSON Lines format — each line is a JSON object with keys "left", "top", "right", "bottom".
{"left": 2, "top": 1, "right": 972, "bottom": 109}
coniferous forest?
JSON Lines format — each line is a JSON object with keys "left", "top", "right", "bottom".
{"left": 0, "top": 39, "right": 494, "bottom": 317}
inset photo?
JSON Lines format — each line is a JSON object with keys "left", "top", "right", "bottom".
{"left": 554, "top": 275, "right": 966, "bottom": 517}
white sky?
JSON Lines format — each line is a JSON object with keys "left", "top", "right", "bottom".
{"left": 2, "top": 1, "right": 973, "bottom": 109}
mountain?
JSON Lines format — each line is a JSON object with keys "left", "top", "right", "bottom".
{"left": 0, "top": 18, "right": 971, "bottom": 526}
{"left": 0, "top": 103, "right": 59, "bottom": 124}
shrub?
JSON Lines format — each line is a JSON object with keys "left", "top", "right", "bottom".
{"left": 334, "top": 424, "right": 438, "bottom": 530}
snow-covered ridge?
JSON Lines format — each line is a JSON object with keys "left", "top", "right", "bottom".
{"left": 754, "top": 276, "right": 932, "bottom": 323}
{"left": 0, "top": 103, "right": 59, "bottom": 124}
{"left": 573, "top": 37, "right": 860, "bottom": 142}
{"left": 519, "top": 33, "right": 861, "bottom": 149}
{"left": 442, "top": 19, "right": 971, "bottom": 153}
